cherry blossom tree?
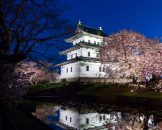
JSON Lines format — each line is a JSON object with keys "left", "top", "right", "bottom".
{"left": 4, "top": 61, "right": 58, "bottom": 101}
{"left": 16, "top": 61, "right": 58, "bottom": 85}
{"left": 105, "top": 113, "right": 154, "bottom": 130}
{"left": 100, "top": 30, "right": 162, "bottom": 89}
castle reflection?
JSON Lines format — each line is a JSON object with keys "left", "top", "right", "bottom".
{"left": 33, "top": 103, "right": 162, "bottom": 130}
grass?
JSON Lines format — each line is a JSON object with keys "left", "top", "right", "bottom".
{"left": 79, "top": 83, "right": 162, "bottom": 100}
{"left": 28, "top": 83, "right": 64, "bottom": 93}
{"left": 28, "top": 82, "right": 162, "bottom": 101}
{"left": 120, "top": 92, "right": 162, "bottom": 99}
{"left": 79, "top": 83, "right": 130, "bottom": 96}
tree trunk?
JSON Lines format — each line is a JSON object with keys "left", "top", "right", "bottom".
{"left": 0, "top": 62, "right": 17, "bottom": 106}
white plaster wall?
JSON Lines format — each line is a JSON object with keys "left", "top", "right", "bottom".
{"left": 83, "top": 35, "right": 102, "bottom": 45}
{"left": 73, "top": 35, "right": 103, "bottom": 45}
{"left": 67, "top": 48, "right": 98, "bottom": 60}
{"left": 59, "top": 107, "right": 122, "bottom": 130}
{"left": 60, "top": 62, "right": 80, "bottom": 79}
{"left": 80, "top": 61, "right": 107, "bottom": 78}
{"left": 81, "top": 48, "right": 98, "bottom": 58}
{"left": 59, "top": 110, "right": 113, "bottom": 130}
{"left": 80, "top": 113, "right": 111, "bottom": 130}
{"left": 73, "top": 36, "right": 84, "bottom": 45}
{"left": 60, "top": 109, "right": 80, "bottom": 129}
{"left": 67, "top": 49, "right": 82, "bottom": 60}
{"left": 61, "top": 61, "right": 108, "bottom": 79}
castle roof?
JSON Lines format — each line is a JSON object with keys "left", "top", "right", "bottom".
{"left": 55, "top": 57, "right": 100, "bottom": 67}
{"left": 60, "top": 42, "right": 99, "bottom": 55}
{"left": 78, "top": 24, "right": 107, "bottom": 37}
{"left": 65, "top": 21, "right": 107, "bottom": 43}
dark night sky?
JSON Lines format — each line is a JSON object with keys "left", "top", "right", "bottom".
{"left": 51, "top": 0, "right": 162, "bottom": 68}
{"left": 60, "top": 0, "right": 162, "bottom": 38}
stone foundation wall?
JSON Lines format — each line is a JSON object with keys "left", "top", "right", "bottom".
{"left": 79, "top": 78, "right": 133, "bottom": 84}
{"left": 58, "top": 78, "right": 133, "bottom": 84}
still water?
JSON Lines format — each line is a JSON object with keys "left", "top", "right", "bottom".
{"left": 33, "top": 101, "right": 162, "bottom": 130}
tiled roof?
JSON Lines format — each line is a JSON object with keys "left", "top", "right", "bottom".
{"left": 78, "top": 24, "right": 107, "bottom": 37}
{"left": 55, "top": 57, "right": 100, "bottom": 67}
{"left": 60, "top": 42, "right": 99, "bottom": 55}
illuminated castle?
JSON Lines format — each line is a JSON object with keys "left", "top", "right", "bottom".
{"left": 56, "top": 21, "right": 108, "bottom": 81}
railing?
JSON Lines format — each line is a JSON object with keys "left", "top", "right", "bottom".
{"left": 79, "top": 41, "right": 100, "bottom": 47}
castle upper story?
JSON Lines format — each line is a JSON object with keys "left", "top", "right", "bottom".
{"left": 65, "top": 21, "right": 107, "bottom": 46}
{"left": 59, "top": 21, "right": 107, "bottom": 61}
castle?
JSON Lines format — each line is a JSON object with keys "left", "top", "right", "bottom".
{"left": 56, "top": 21, "right": 108, "bottom": 81}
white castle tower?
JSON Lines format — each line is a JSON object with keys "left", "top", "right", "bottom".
{"left": 56, "top": 21, "right": 108, "bottom": 81}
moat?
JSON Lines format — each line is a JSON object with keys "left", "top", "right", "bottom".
{"left": 33, "top": 100, "right": 162, "bottom": 130}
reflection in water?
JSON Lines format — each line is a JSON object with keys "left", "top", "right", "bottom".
{"left": 33, "top": 103, "right": 162, "bottom": 130}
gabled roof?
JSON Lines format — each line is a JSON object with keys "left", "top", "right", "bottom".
{"left": 78, "top": 24, "right": 107, "bottom": 37}
{"left": 65, "top": 22, "right": 107, "bottom": 42}
{"left": 55, "top": 57, "right": 100, "bottom": 67}
{"left": 60, "top": 42, "right": 99, "bottom": 55}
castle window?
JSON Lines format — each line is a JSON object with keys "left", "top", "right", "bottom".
{"left": 71, "top": 67, "right": 72, "bottom": 72}
{"left": 94, "top": 41, "right": 96, "bottom": 45}
{"left": 97, "top": 53, "right": 99, "bottom": 57}
{"left": 75, "top": 53, "right": 77, "bottom": 57}
{"left": 88, "top": 52, "right": 90, "bottom": 57}
{"left": 100, "top": 116, "right": 102, "bottom": 121}
{"left": 66, "top": 68, "right": 68, "bottom": 73}
{"left": 71, "top": 54, "right": 73, "bottom": 59}
{"left": 103, "top": 67, "right": 105, "bottom": 72}
{"left": 103, "top": 115, "right": 106, "bottom": 120}
{"left": 99, "top": 67, "right": 102, "bottom": 72}
{"left": 70, "top": 117, "right": 72, "bottom": 122}
{"left": 88, "top": 40, "right": 91, "bottom": 43}
{"left": 66, "top": 116, "right": 68, "bottom": 121}
{"left": 86, "top": 66, "right": 89, "bottom": 71}
{"left": 86, "top": 118, "right": 89, "bottom": 124}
